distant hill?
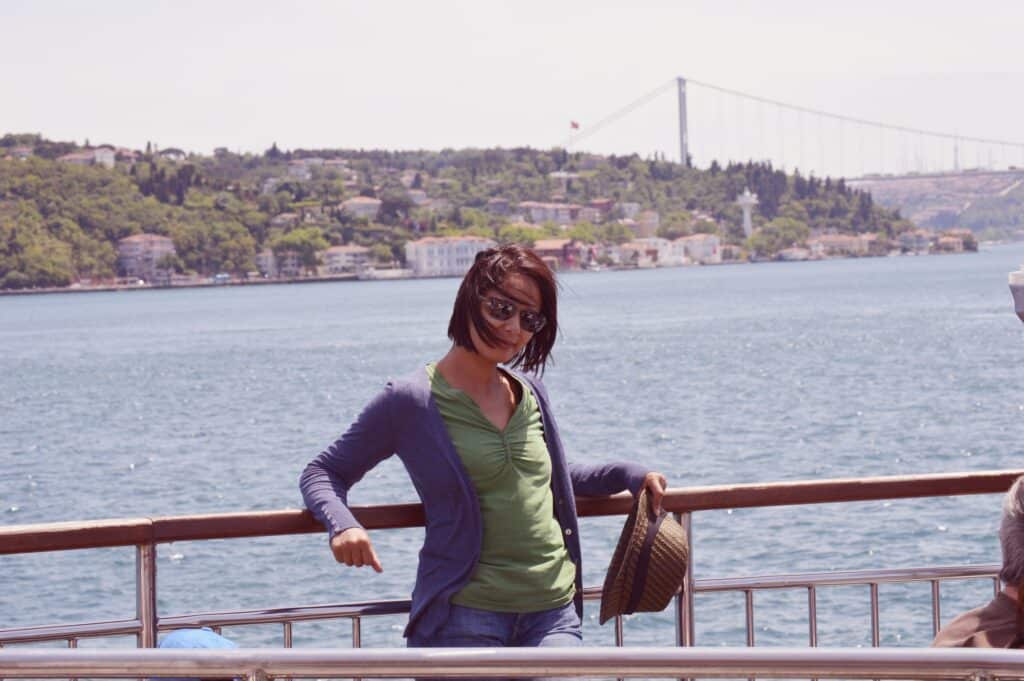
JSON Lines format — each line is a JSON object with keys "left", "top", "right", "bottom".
{"left": 850, "top": 169, "right": 1024, "bottom": 237}
{"left": 1, "top": 133, "right": 909, "bottom": 290}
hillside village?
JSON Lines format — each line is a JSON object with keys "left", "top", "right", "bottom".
{"left": 0, "top": 134, "right": 978, "bottom": 290}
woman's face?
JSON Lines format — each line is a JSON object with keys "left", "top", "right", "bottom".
{"left": 470, "top": 272, "right": 543, "bottom": 365}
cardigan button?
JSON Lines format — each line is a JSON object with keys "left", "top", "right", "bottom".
{"left": 564, "top": 528, "right": 573, "bottom": 536}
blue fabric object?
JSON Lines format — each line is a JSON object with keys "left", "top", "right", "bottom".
{"left": 158, "top": 628, "right": 237, "bottom": 649}
{"left": 299, "top": 367, "right": 650, "bottom": 640}
{"left": 153, "top": 627, "right": 236, "bottom": 681}
{"left": 407, "top": 601, "right": 582, "bottom": 647}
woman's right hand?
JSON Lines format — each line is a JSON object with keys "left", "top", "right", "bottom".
{"left": 330, "top": 527, "right": 383, "bottom": 573}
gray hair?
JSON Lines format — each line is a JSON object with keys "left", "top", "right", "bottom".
{"left": 999, "top": 475, "right": 1024, "bottom": 585}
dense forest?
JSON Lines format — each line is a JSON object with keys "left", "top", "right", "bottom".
{"left": 0, "top": 132, "right": 912, "bottom": 289}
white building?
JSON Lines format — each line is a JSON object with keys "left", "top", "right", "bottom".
{"left": 404, "top": 236, "right": 496, "bottom": 277}
{"left": 93, "top": 147, "right": 116, "bottom": 169}
{"left": 57, "top": 148, "right": 116, "bottom": 169}
{"left": 341, "top": 196, "right": 383, "bottom": 220}
{"left": 287, "top": 160, "right": 312, "bottom": 180}
{"left": 632, "top": 237, "right": 674, "bottom": 266}
{"left": 323, "top": 244, "right": 371, "bottom": 273}
{"left": 517, "top": 201, "right": 582, "bottom": 225}
{"left": 677, "top": 234, "right": 721, "bottom": 264}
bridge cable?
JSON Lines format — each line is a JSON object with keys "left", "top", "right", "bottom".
{"left": 562, "top": 79, "right": 676, "bottom": 149}
{"left": 685, "top": 77, "right": 1024, "bottom": 150}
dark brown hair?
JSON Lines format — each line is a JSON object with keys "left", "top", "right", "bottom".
{"left": 447, "top": 245, "right": 558, "bottom": 374}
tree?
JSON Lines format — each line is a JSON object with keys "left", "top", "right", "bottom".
{"left": 745, "top": 217, "right": 809, "bottom": 258}
{"left": 265, "top": 142, "right": 283, "bottom": 160}
{"left": 657, "top": 211, "right": 692, "bottom": 240}
{"left": 598, "top": 222, "right": 633, "bottom": 244}
{"left": 498, "top": 224, "right": 539, "bottom": 247}
{"left": 370, "top": 243, "right": 393, "bottom": 264}
{"left": 270, "top": 226, "right": 328, "bottom": 273}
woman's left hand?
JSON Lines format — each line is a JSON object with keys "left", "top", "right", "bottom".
{"left": 643, "top": 471, "right": 668, "bottom": 514}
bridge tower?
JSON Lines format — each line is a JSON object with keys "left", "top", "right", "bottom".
{"left": 677, "top": 77, "right": 689, "bottom": 167}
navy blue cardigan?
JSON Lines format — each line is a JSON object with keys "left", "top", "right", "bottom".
{"left": 299, "top": 367, "right": 649, "bottom": 639}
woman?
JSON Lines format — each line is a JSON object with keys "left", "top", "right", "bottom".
{"left": 300, "top": 245, "right": 667, "bottom": 647}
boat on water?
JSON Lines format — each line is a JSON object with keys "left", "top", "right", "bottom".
{"left": 3, "top": 469, "right": 1024, "bottom": 679}
{"left": 1010, "top": 265, "right": 1024, "bottom": 322}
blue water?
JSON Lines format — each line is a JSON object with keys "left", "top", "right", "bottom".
{"left": 2, "top": 246, "right": 1024, "bottom": 650}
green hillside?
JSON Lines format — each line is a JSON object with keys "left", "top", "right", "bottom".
{"left": 0, "top": 133, "right": 912, "bottom": 289}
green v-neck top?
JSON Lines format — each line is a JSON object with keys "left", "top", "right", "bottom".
{"left": 426, "top": 363, "right": 575, "bottom": 612}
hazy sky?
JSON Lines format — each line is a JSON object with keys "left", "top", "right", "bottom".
{"left": 3, "top": 0, "right": 1023, "bottom": 173}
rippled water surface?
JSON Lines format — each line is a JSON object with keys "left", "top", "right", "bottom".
{"left": 2, "top": 245, "right": 1024, "bottom": 649}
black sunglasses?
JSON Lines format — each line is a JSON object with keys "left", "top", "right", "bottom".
{"left": 481, "top": 296, "right": 547, "bottom": 333}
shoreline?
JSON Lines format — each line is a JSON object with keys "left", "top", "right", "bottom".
{"left": 0, "top": 248, "right": 987, "bottom": 297}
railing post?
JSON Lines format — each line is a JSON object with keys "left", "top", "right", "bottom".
{"left": 675, "top": 512, "right": 695, "bottom": 647}
{"left": 869, "top": 583, "right": 880, "bottom": 647}
{"left": 136, "top": 543, "right": 158, "bottom": 648}
{"left": 930, "top": 580, "right": 942, "bottom": 638}
{"left": 808, "top": 585, "right": 818, "bottom": 647}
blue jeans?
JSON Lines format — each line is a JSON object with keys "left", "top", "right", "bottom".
{"left": 408, "top": 601, "right": 582, "bottom": 680}
{"left": 408, "top": 601, "right": 582, "bottom": 648}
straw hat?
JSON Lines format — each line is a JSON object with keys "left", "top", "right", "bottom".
{"left": 599, "top": 486, "right": 689, "bottom": 624}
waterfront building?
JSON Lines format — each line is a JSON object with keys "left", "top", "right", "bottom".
{"left": 117, "top": 234, "right": 176, "bottom": 283}
{"left": 616, "top": 241, "right": 657, "bottom": 268}
{"left": 404, "top": 236, "right": 496, "bottom": 277}
{"left": 806, "top": 234, "right": 869, "bottom": 257}
{"left": 899, "top": 229, "right": 934, "bottom": 253}
{"left": 676, "top": 233, "right": 721, "bottom": 264}
{"left": 936, "top": 236, "right": 964, "bottom": 253}
{"left": 255, "top": 249, "right": 278, "bottom": 278}
{"left": 322, "top": 244, "right": 371, "bottom": 273}
{"left": 778, "top": 247, "right": 811, "bottom": 261}
{"left": 632, "top": 237, "right": 674, "bottom": 265}
{"left": 532, "top": 238, "right": 584, "bottom": 270}
{"left": 341, "top": 196, "right": 383, "bottom": 220}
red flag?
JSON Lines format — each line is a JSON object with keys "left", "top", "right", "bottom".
{"left": 570, "top": 121, "right": 580, "bottom": 130}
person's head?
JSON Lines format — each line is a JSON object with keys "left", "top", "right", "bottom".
{"left": 999, "top": 476, "right": 1024, "bottom": 586}
{"left": 447, "top": 245, "right": 557, "bottom": 373}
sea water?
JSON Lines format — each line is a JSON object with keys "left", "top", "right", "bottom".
{"left": 2, "top": 244, "right": 1024, "bottom": 650}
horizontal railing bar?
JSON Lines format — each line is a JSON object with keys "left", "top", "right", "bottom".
{"left": 157, "top": 599, "right": 411, "bottom": 628}
{"left": 1, "top": 564, "right": 1000, "bottom": 647}
{"left": 3, "top": 469, "right": 1021, "bottom": 555}
{"left": 0, "top": 518, "right": 153, "bottom": 554}
{"left": 0, "top": 619, "right": 142, "bottom": 645}
{"left": 695, "top": 564, "right": 1000, "bottom": 592}
{"left": 4, "top": 647, "right": 1024, "bottom": 679}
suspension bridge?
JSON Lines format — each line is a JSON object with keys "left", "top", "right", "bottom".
{"left": 566, "top": 77, "right": 1024, "bottom": 182}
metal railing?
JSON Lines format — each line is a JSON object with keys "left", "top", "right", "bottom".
{"left": 1, "top": 469, "right": 1021, "bottom": 652}
{"left": 5, "top": 647, "right": 1024, "bottom": 679}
